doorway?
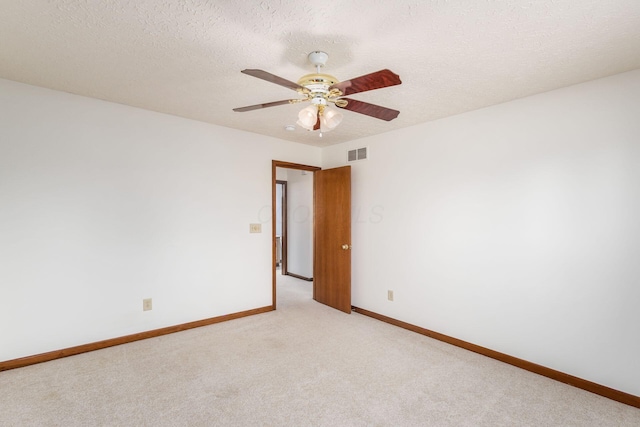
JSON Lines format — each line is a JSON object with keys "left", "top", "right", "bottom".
{"left": 278, "top": 170, "right": 314, "bottom": 281}
{"left": 272, "top": 161, "right": 320, "bottom": 309}
{"left": 271, "top": 160, "right": 352, "bottom": 313}
{"left": 275, "top": 180, "right": 287, "bottom": 274}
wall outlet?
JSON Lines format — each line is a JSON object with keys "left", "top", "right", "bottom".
{"left": 249, "top": 223, "right": 262, "bottom": 233}
{"left": 387, "top": 290, "right": 394, "bottom": 301}
{"left": 143, "top": 298, "right": 152, "bottom": 311}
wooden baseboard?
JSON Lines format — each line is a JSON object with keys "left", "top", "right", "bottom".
{"left": 0, "top": 305, "right": 274, "bottom": 372}
{"left": 352, "top": 306, "right": 640, "bottom": 409}
{"left": 285, "top": 272, "right": 313, "bottom": 282}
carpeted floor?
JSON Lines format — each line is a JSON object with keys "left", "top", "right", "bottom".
{"left": 1, "top": 274, "right": 638, "bottom": 426}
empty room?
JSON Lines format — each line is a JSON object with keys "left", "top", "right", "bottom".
{"left": 1, "top": 1, "right": 639, "bottom": 425}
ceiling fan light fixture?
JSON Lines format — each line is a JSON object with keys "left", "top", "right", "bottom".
{"left": 321, "top": 106, "right": 343, "bottom": 131}
{"left": 233, "top": 51, "right": 402, "bottom": 134}
{"left": 296, "top": 120, "right": 314, "bottom": 131}
{"left": 297, "top": 105, "right": 317, "bottom": 130}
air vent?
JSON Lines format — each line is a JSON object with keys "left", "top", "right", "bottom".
{"left": 347, "top": 147, "right": 368, "bottom": 162}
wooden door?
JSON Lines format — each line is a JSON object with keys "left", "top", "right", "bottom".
{"left": 313, "top": 166, "right": 351, "bottom": 313}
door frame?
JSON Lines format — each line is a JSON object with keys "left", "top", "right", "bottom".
{"left": 272, "top": 160, "right": 321, "bottom": 309}
{"left": 276, "top": 180, "right": 288, "bottom": 275}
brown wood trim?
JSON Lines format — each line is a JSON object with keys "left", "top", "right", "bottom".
{"left": 0, "top": 306, "right": 273, "bottom": 372}
{"left": 276, "top": 180, "right": 288, "bottom": 275}
{"left": 273, "top": 160, "right": 321, "bottom": 172}
{"left": 272, "top": 161, "right": 277, "bottom": 309}
{"left": 312, "top": 171, "right": 317, "bottom": 302}
{"left": 285, "top": 272, "right": 313, "bottom": 282}
{"left": 272, "top": 160, "right": 321, "bottom": 309}
{"left": 352, "top": 306, "right": 640, "bottom": 409}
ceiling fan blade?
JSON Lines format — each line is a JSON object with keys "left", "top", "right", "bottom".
{"left": 241, "top": 69, "right": 307, "bottom": 92}
{"left": 233, "top": 99, "right": 300, "bottom": 112}
{"left": 313, "top": 111, "right": 321, "bottom": 131}
{"left": 337, "top": 98, "right": 400, "bottom": 121}
{"left": 330, "top": 69, "right": 401, "bottom": 96}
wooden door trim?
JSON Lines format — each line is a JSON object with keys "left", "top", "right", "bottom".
{"left": 272, "top": 160, "right": 321, "bottom": 309}
{"left": 276, "top": 180, "right": 288, "bottom": 275}
{"left": 286, "top": 272, "right": 313, "bottom": 282}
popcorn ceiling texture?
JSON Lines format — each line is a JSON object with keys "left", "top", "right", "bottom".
{"left": 1, "top": 0, "right": 639, "bottom": 146}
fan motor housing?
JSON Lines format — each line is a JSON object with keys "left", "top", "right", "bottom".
{"left": 297, "top": 73, "right": 340, "bottom": 93}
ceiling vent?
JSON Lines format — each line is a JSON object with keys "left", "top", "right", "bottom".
{"left": 347, "top": 147, "right": 368, "bottom": 162}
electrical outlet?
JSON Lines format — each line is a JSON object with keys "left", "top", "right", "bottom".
{"left": 249, "top": 223, "right": 262, "bottom": 233}
{"left": 387, "top": 290, "right": 394, "bottom": 301}
{"left": 143, "top": 298, "right": 152, "bottom": 311}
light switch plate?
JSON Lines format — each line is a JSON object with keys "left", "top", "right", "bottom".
{"left": 249, "top": 223, "right": 262, "bottom": 233}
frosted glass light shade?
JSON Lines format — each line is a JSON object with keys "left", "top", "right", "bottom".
{"left": 322, "top": 107, "right": 343, "bottom": 130}
{"left": 297, "top": 105, "right": 317, "bottom": 130}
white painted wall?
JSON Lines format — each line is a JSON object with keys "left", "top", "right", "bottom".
{"left": 283, "top": 170, "right": 314, "bottom": 278}
{"left": 275, "top": 168, "right": 288, "bottom": 181}
{"left": 3, "top": 70, "right": 639, "bottom": 397}
{"left": 322, "top": 69, "right": 640, "bottom": 396}
{"left": 0, "top": 78, "right": 321, "bottom": 362}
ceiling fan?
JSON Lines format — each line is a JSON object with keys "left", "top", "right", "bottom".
{"left": 233, "top": 51, "right": 402, "bottom": 134}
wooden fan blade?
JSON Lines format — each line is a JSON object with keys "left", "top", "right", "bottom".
{"left": 241, "top": 69, "right": 307, "bottom": 92}
{"left": 313, "top": 111, "right": 321, "bottom": 131}
{"left": 233, "top": 99, "right": 299, "bottom": 112}
{"left": 337, "top": 98, "right": 400, "bottom": 121}
{"left": 330, "top": 69, "right": 401, "bottom": 96}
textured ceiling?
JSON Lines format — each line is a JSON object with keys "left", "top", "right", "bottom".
{"left": 1, "top": 1, "right": 640, "bottom": 147}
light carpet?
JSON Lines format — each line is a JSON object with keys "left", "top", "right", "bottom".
{"left": 1, "top": 274, "right": 639, "bottom": 426}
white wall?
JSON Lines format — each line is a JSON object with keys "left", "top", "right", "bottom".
{"left": 322, "top": 69, "right": 640, "bottom": 396}
{"left": 282, "top": 169, "right": 314, "bottom": 278}
{"left": 3, "top": 69, "right": 639, "bottom": 397}
{"left": 0, "top": 78, "right": 320, "bottom": 362}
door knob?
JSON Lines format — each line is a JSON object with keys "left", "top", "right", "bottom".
{"left": 342, "top": 244, "right": 352, "bottom": 250}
